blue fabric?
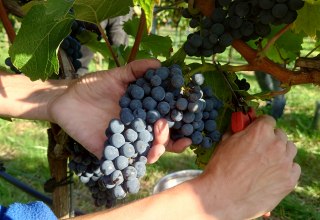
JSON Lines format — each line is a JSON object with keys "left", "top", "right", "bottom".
{"left": 0, "top": 201, "right": 57, "bottom": 220}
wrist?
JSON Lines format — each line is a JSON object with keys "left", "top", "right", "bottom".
{"left": 196, "top": 172, "right": 239, "bottom": 220}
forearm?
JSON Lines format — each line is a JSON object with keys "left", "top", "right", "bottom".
{"left": 72, "top": 177, "right": 224, "bottom": 220}
{"left": 0, "top": 73, "right": 69, "bottom": 121}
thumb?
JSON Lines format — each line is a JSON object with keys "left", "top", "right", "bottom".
{"left": 116, "top": 59, "right": 161, "bottom": 84}
{"left": 147, "top": 119, "right": 169, "bottom": 164}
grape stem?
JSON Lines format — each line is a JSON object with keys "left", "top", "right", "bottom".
{"left": 97, "top": 22, "right": 121, "bottom": 67}
{"left": 128, "top": 10, "right": 146, "bottom": 63}
{"left": 222, "top": 64, "right": 253, "bottom": 72}
{"left": 249, "top": 86, "right": 291, "bottom": 101}
{"left": 258, "top": 24, "right": 293, "bottom": 59}
{"left": 0, "top": 0, "right": 16, "bottom": 43}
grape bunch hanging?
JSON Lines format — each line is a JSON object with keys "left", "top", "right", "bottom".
{"left": 182, "top": 0, "right": 304, "bottom": 57}
{"left": 67, "top": 65, "right": 223, "bottom": 207}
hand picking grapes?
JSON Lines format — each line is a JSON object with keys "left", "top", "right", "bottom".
{"left": 0, "top": 59, "right": 300, "bottom": 220}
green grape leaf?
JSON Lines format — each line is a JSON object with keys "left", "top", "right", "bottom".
{"left": 134, "top": 0, "right": 158, "bottom": 32}
{"left": 76, "top": 30, "right": 112, "bottom": 60}
{"left": 73, "top": 0, "right": 133, "bottom": 24}
{"left": 304, "top": 0, "right": 320, "bottom": 4}
{"left": 247, "top": 26, "right": 304, "bottom": 64}
{"left": 162, "top": 47, "right": 186, "bottom": 67}
{"left": 124, "top": 18, "right": 172, "bottom": 58}
{"left": 9, "top": 2, "right": 74, "bottom": 81}
{"left": 140, "top": 34, "right": 172, "bottom": 58}
{"left": 292, "top": 2, "right": 320, "bottom": 37}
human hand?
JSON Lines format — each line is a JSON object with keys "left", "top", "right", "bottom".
{"left": 197, "top": 115, "right": 300, "bottom": 220}
{"left": 47, "top": 59, "right": 191, "bottom": 159}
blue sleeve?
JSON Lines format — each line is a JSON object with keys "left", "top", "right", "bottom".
{"left": 0, "top": 201, "right": 57, "bottom": 220}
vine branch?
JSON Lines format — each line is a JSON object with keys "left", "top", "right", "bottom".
{"left": 0, "top": 0, "right": 16, "bottom": 43}
{"left": 127, "top": 10, "right": 146, "bottom": 63}
{"left": 97, "top": 23, "right": 120, "bottom": 67}
{"left": 232, "top": 39, "right": 320, "bottom": 86}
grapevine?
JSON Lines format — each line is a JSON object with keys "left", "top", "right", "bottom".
{"left": 0, "top": 0, "right": 320, "bottom": 216}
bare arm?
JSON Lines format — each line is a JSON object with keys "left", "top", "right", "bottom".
{"left": 0, "top": 73, "right": 68, "bottom": 121}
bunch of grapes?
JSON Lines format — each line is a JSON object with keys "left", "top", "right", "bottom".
{"left": 182, "top": 0, "right": 304, "bottom": 57}
{"left": 67, "top": 65, "right": 223, "bottom": 207}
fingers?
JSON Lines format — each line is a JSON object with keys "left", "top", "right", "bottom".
{"left": 286, "top": 141, "right": 297, "bottom": 160}
{"left": 247, "top": 115, "right": 276, "bottom": 132}
{"left": 291, "top": 163, "right": 301, "bottom": 183}
{"left": 274, "top": 128, "right": 287, "bottom": 142}
{"left": 153, "top": 118, "right": 170, "bottom": 146}
{"left": 122, "top": 59, "right": 161, "bottom": 83}
{"left": 147, "top": 138, "right": 192, "bottom": 164}
{"left": 147, "top": 144, "right": 166, "bottom": 164}
{"left": 147, "top": 119, "right": 192, "bottom": 164}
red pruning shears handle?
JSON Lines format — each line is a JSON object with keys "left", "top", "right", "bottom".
{"left": 231, "top": 107, "right": 256, "bottom": 133}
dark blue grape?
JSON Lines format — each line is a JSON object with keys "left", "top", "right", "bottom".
{"left": 204, "top": 120, "right": 217, "bottom": 132}
{"left": 181, "top": 124, "right": 194, "bottom": 136}
{"left": 120, "top": 108, "right": 135, "bottom": 125}
{"left": 130, "top": 85, "right": 144, "bottom": 100}
{"left": 109, "top": 133, "right": 126, "bottom": 148}
{"left": 124, "top": 178, "right": 140, "bottom": 194}
{"left": 119, "top": 96, "right": 131, "bottom": 108}
{"left": 171, "top": 74, "right": 184, "bottom": 89}
{"left": 124, "top": 128, "right": 138, "bottom": 142}
{"left": 157, "top": 101, "right": 171, "bottom": 116}
{"left": 146, "top": 110, "right": 161, "bottom": 124}
{"left": 176, "top": 98, "right": 188, "bottom": 111}
{"left": 101, "top": 160, "right": 116, "bottom": 175}
{"left": 114, "top": 156, "right": 129, "bottom": 170}
{"left": 143, "top": 97, "right": 157, "bottom": 110}
{"left": 131, "top": 118, "right": 146, "bottom": 132}
{"left": 151, "top": 86, "right": 166, "bottom": 101}
{"left": 201, "top": 137, "right": 213, "bottom": 148}
{"left": 104, "top": 145, "right": 119, "bottom": 160}
{"left": 120, "top": 143, "right": 136, "bottom": 158}
{"left": 191, "top": 131, "right": 203, "bottom": 145}
{"left": 109, "top": 119, "right": 125, "bottom": 134}
{"left": 155, "top": 67, "right": 170, "bottom": 80}
{"left": 150, "top": 75, "right": 162, "bottom": 87}
{"left": 111, "top": 170, "right": 124, "bottom": 185}
{"left": 134, "top": 162, "right": 146, "bottom": 178}
{"left": 123, "top": 166, "right": 138, "bottom": 180}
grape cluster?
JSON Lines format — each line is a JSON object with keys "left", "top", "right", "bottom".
{"left": 182, "top": 0, "right": 304, "bottom": 57}
{"left": 235, "top": 76, "right": 250, "bottom": 91}
{"left": 60, "top": 35, "right": 83, "bottom": 71}
{"left": 66, "top": 138, "right": 118, "bottom": 207}
{"left": 67, "top": 65, "right": 223, "bottom": 207}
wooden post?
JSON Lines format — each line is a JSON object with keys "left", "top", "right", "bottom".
{"left": 47, "top": 124, "right": 71, "bottom": 219}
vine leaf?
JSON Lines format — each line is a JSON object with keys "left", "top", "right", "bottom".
{"left": 9, "top": 2, "right": 74, "bottom": 81}
{"left": 77, "top": 30, "right": 112, "bottom": 60}
{"left": 124, "top": 18, "right": 172, "bottom": 58}
{"left": 73, "top": 0, "right": 133, "bottom": 24}
{"left": 134, "top": 0, "right": 159, "bottom": 32}
{"left": 292, "top": 2, "right": 320, "bottom": 37}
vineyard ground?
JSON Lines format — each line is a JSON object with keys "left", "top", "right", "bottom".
{"left": 0, "top": 26, "right": 319, "bottom": 219}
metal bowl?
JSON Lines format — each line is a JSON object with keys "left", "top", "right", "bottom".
{"left": 153, "top": 169, "right": 203, "bottom": 194}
